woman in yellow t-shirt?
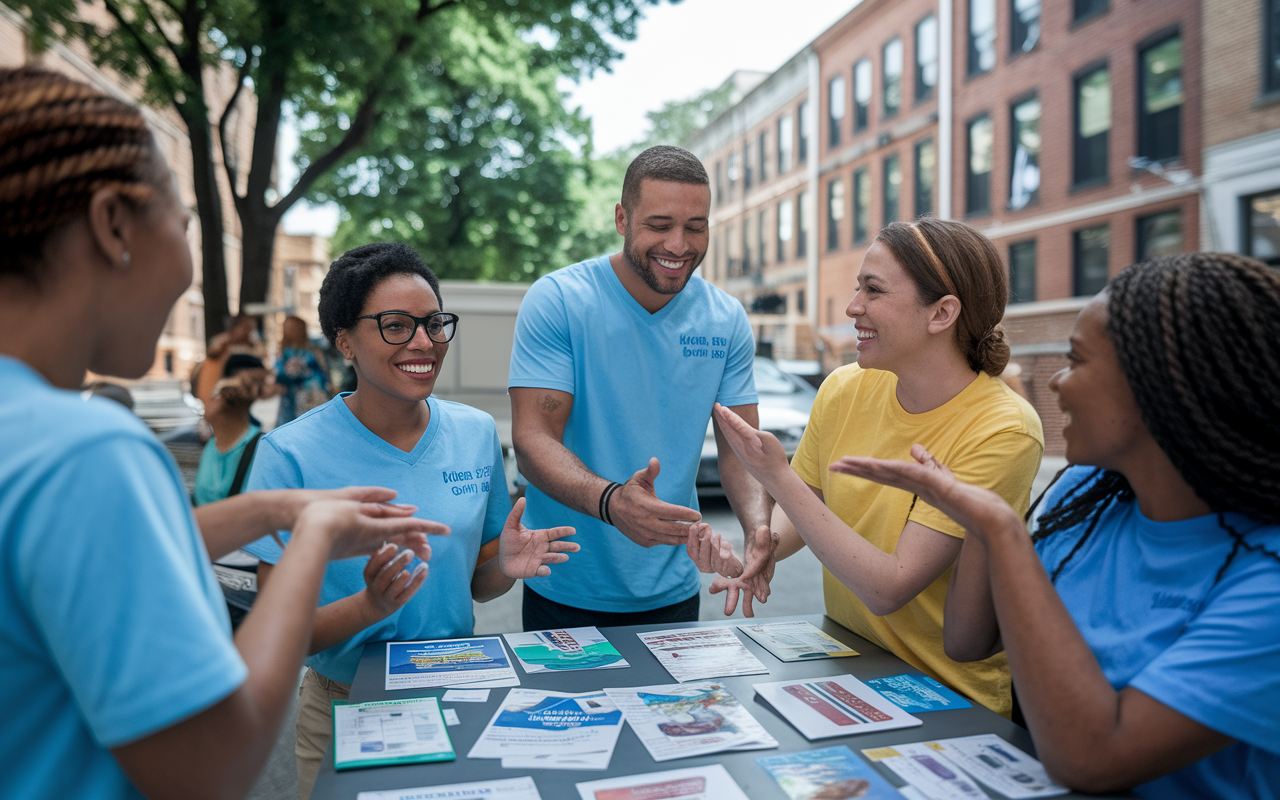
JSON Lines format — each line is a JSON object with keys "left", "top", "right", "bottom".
{"left": 714, "top": 217, "right": 1043, "bottom": 716}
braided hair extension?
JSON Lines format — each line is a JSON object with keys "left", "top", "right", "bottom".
{"left": 1033, "top": 254, "right": 1280, "bottom": 584}
{"left": 0, "top": 67, "right": 156, "bottom": 283}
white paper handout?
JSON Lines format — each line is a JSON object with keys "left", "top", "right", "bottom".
{"left": 753, "top": 674, "right": 922, "bottom": 740}
{"left": 575, "top": 764, "right": 750, "bottom": 800}
{"left": 863, "top": 735, "right": 1068, "bottom": 799}
{"left": 637, "top": 627, "right": 768, "bottom": 682}
{"left": 385, "top": 637, "right": 519, "bottom": 690}
{"left": 738, "top": 620, "right": 860, "bottom": 661}
{"left": 502, "top": 750, "right": 614, "bottom": 771}
{"left": 333, "top": 697, "right": 453, "bottom": 770}
{"left": 467, "top": 688, "right": 624, "bottom": 769}
{"left": 604, "top": 682, "right": 777, "bottom": 762}
{"left": 504, "top": 627, "right": 629, "bottom": 673}
{"left": 861, "top": 742, "right": 986, "bottom": 800}
{"left": 443, "top": 689, "right": 490, "bottom": 703}
{"left": 357, "top": 776, "right": 542, "bottom": 800}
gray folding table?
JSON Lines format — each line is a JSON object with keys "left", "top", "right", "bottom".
{"left": 310, "top": 614, "right": 1133, "bottom": 799}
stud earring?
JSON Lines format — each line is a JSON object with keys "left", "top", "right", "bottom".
{"left": 120, "top": 251, "right": 132, "bottom": 268}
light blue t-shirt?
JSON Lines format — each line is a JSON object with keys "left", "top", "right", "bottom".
{"left": 1035, "top": 466, "right": 1280, "bottom": 800}
{"left": 243, "top": 394, "right": 509, "bottom": 684}
{"left": 508, "top": 256, "right": 757, "bottom": 613}
{"left": 192, "top": 424, "right": 260, "bottom": 506}
{"left": 0, "top": 357, "right": 247, "bottom": 800}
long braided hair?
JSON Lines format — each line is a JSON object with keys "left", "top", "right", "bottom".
{"left": 0, "top": 66, "right": 157, "bottom": 283}
{"left": 1031, "top": 253, "right": 1280, "bottom": 583}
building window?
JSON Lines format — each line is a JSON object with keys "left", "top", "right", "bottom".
{"left": 713, "top": 229, "right": 722, "bottom": 280}
{"left": 1268, "top": 0, "right": 1280, "bottom": 94}
{"left": 1073, "top": 224, "right": 1111, "bottom": 295}
{"left": 915, "top": 138, "right": 935, "bottom": 217}
{"left": 744, "top": 143, "right": 753, "bottom": 191}
{"left": 797, "top": 289, "right": 806, "bottom": 314}
{"left": 1012, "top": 0, "right": 1040, "bottom": 54}
{"left": 726, "top": 223, "right": 738, "bottom": 276}
{"left": 1137, "top": 210, "right": 1183, "bottom": 260}
{"left": 883, "top": 154, "right": 902, "bottom": 225}
{"left": 1073, "top": 0, "right": 1108, "bottom": 23}
{"left": 1009, "top": 239, "right": 1037, "bottom": 302}
{"left": 778, "top": 114, "right": 794, "bottom": 174}
{"left": 798, "top": 101, "right": 810, "bottom": 162}
{"left": 883, "top": 38, "right": 903, "bottom": 118}
{"left": 797, "top": 189, "right": 810, "bottom": 258}
{"left": 853, "top": 59, "right": 872, "bottom": 133}
{"left": 715, "top": 162, "right": 724, "bottom": 206}
{"left": 1139, "top": 35, "right": 1183, "bottom": 163}
{"left": 827, "top": 178, "right": 845, "bottom": 251}
{"left": 829, "top": 75, "right": 846, "bottom": 147}
{"left": 969, "top": 0, "right": 996, "bottom": 76}
{"left": 1245, "top": 189, "right": 1280, "bottom": 265}
{"left": 777, "top": 198, "right": 794, "bottom": 262}
{"left": 1074, "top": 66, "right": 1111, "bottom": 186}
{"left": 916, "top": 16, "right": 938, "bottom": 102}
{"left": 743, "top": 215, "right": 753, "bottom": 273}
{"left": 967, "top": 114, "right": 994, "bottom": 216}
{"left": 1010, "top": 95, "right": 1041, "bottom": 210}
{"left": 727, "top": 152, "right": 739, "bottom": 199}
{"left": 853, "top": 166, "right": 871, "bottom": 244}
{"left": 757, "top": 209, "right": 767, "bottom": 268}
{"left": 758, "top": 131, "right": 768, "bottom": 185}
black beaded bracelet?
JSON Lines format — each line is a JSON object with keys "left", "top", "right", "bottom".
{"left": 598, "top": 481, "right": 623, "bottom": 526}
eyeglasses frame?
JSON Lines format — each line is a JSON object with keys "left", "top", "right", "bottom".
{"left": 355, "top": 310, "right": 460, "bottom": 345}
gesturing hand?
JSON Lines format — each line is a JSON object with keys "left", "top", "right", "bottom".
{"left": 610, "top": 458, "right": 702, "bottom": 548}
{"left": 499, "top": 497, "right": 579, "bottom": 579}
{"left": 713, "top": 404, "right": 791, "bottom": 491}
{"left": 709, "top": 525, "right": 778, "bottom": 617}
{"left": 358, "top": 542, "right": 429, "bottom": 620}
{"left": 684, "top": 522, "right": 744, "bottom": 577}
{"left": 296, "top": 496, "right": 450, "bottom": 563}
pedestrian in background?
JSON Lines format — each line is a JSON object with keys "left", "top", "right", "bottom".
{"left": 275, "top": 315, "right": 331, "bottom": 425}
{"left": 194, "top": 313, "right": 268, "bottom": 406}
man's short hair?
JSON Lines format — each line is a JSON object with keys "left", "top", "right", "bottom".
{"left": 620, "top": 145, "right": 709, "bottom": 212}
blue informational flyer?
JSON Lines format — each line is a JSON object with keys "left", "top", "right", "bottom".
{"left": 757, "top": 746, "right": 905, "bottom": 800}
{"left": 864, "top": 674, "right": 972, "bottom": 713}
{"left": 385, "top": 637, "right": 517, "bottom": 690}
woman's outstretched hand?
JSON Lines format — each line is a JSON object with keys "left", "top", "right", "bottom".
{"left": 297, "top": 495, "right": 449, "bottom": 563}
{"left": 713, "top": 403, "right": 791, "bottom": 490}
{"left": 498, "top": 497, "right": 579, "bottom": 579}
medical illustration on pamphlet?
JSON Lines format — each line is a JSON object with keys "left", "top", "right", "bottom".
{"left": 468, "top": 688, "right": 624, "bottom": 771}
{"left": 863, "top": 734, "right": 1068, "bottom": 799}
{"left": 757, "top": 746, "right": 906, "bottom": 800}
{"left": 604, "top": 682, "right": 777, "bottom": 762}
{"left": 504, "top": 627, "right": 629, "bottom": 673}
{"left": 385, "top": 637, "right": 519, "bottom": 690}
{"left": 575, "top": 764, "right": 749, "bottom": 800}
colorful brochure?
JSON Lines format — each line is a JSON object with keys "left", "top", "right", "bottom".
{"left": 752, "top": 674, "right": 922, "bottom": 740}
{"left": 757, "top": 746, "right": 906, "bottom": 800}
{"left": 604, "top": 682, "right": 777, "bottom": 762}
{"left": 467, "top": 688, "right": 624, "bottom": 771}
{"left": 385, "top": 637, "right": 518, "bottom": 690}
{"left": 738, "top": 620, "right": 861, "bottom": 661}
{"left": 357, "top": 776, "right": 542, "bottom": 800}
{"left": 332, "top": 697, "right": 454, "bottom": 771}
{"left": 864, "top": 674, "right": 973, "bottom": 713}
{"left": 637, "top": 626, "right": 768, "bottom": 682}
{"left": 863, "top": 735, "right": 1068, "bottom": 799}
{"left": 504, "top": 627, "right": 629, "bottom": 673}
{"left": 575, "top": 764, "right": 749, "bottom": 800}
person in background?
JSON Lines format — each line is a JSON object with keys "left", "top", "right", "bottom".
{"left": 193, "top": 356, "right": 276, "bottom": 507}
{"left": 0, "top": 66, "right": 443, "bottom": 800}
{"left": 194, "top": 313, "right": 267, "bottom": 405}
{"left": 275, "top": 315, "right": 331, "bottom": 425}
{"left": 835, "top": 253, "right": 1279, "bottom": 798}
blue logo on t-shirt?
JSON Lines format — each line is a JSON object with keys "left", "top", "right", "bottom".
{"left": 679, "top": 334, "right": 726, "bottom": 359}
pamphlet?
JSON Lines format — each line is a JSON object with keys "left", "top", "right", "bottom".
{"left": 443, "top": 689, "right": 490, "bottom": 703}
{"left": 443, "top": 708, "right": 460, "bottom": 726}
{"left": 467, "top": 688, "right": 624, "bottom": 770}
{"left": 864, "top": 674, "right": 972, "bottom": 713}
{"left": 752, "top": 674, "right": 922, "bottom": 740}
{"left": 385, "top": 637, "right": 518, "bottom": 690}
{"left": 757, "top": 746, "right": 906, "bottom": 800}
{"left": 357, "top": 776, "right": 542, "bottom": 800}
{"left": 332, "top": 697, "right": 454, "bottom": 771}
{"left": 738, "top": 620, "right": 860, "bottom": 661}
{"left": 604, "top": 682, "right": 777, "bottom": 762}
{"left": 863, "top": 735, "right": 1068, "bottom": 799}
{"left": 637, "top": 627, "right": 768, "bottom": 682}
{"left": 575, "top": 764, "right": 749, "bottom": 800}
{"left": 504, "top": 627, "right": 629, "bottom": 673}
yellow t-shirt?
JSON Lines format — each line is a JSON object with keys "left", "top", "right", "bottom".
{"left": 791, "top": 364, "right": 1044, "bottom": 717}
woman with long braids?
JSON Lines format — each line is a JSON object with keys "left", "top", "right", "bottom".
{"left": 834, "top": 252, "right": 1280, "bottom": 797}
{"left": 713, "top": 217, "right": 1044, "bottom": 718}
{"left": 0, "top": 67, "right": 443, "bottom": 799}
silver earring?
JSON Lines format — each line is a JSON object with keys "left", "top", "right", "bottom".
{"left": 120, "top": 251, "right": 132, "bottom": 268}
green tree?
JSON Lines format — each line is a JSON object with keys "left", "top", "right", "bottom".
{"left": 19, "top": 0, "right": 657, "bottom": 339}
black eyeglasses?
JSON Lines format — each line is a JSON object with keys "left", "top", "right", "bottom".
{"left": 356, "top": 311, "right": 459, "bottom": 345}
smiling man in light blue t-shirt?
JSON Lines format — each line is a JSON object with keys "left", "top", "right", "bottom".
{"left": 509, "top": 145, "right": 777, "bottom": 629}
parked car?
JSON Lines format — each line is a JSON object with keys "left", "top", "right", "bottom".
{"left": 696, "top": 357, "right": 819, "bottom": 495}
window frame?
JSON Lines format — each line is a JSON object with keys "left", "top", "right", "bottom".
{"left": 1243, "top": 188, "right": 1280, "bottom": 266}
{"left": 1008, "top": 239, "right": 1037, "bottom": 303}
{"left": 853, "top": 166, "right": 871, "bottom": 245}
{"left": 914, "top": 137, "right": 935, "bottom": 217}
{"left": 883, "top": 37, "right": 904, "bottom": 119}
{"left": 829, "top": 75, "right": 847, "bottom": 148}
{"left": 827, "top": 177, "right": 845, "bottom": 252}
{"left": 1137, "top": 31, "right": 1184, "bottom": 164}
{"left": 777, "top": 197, "right": 794, "bottom": 263}
{"left": 883, "top": 153, "right": 902, "bottom": 226}
{"left": 1073, "top": 62, "right": 1111, "bottom": 188}
{"left": 1073, "top": 0, "right": 1109, "bottom": 25}
{"left": 797, "top": 189, "right": 810, "bottom": 258}
{"left": 969, "top": 0, "right": 997, "bottom": 77}
{"left": 915, "top": 15, "right": 938, "bottom": 103}
{"left": 798, "top": 101, "right": 810, "bottom": 162}
{"left": 1009, "top": 92, "right": 1042, "bottom": 210}
{"left": 1135, "top": 208, "right": 1183, "bottom": 261}
{"left": 758, "top": 130, "right": 769, "bottom": 185}
{"left": 1010, "top": 0, "right": 1041, "bottom": 56}
{"left": 1072, "top": 223, "right": 1112, "bottom": 296}
{"left": 1267, "top": 0, "right": 1280, "bottom": 96}
{"left": 966, "top": 113, "right": 994, "bottom": 217}
{"left": 853, "top": 59, "right": 872, "bottom": 133}
{"left": 778, "top": 114, "right": 794, "bottom": 175}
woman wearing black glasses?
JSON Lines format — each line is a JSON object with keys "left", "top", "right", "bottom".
{"left": 242, "top": 242, "right": 579, "bottom": 800}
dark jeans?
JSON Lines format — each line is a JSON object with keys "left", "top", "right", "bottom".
{"left": 522, "top": 584, "right": 699, "bottom": 631}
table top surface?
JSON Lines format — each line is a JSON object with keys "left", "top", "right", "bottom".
{"left": 311, "top": 614, "right": 1133, "bottom": 800}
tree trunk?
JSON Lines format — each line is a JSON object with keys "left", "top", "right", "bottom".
{"left": 238, "top": 205, "right": 279, "bottom": 313}
{"left": 182, "top": 104, "right": 231, "bottom": 344}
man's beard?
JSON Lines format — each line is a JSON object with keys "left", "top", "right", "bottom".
{"left": 623, "top": 227, "right": 703, "bottom": 296}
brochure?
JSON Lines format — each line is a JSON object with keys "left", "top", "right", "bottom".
{"left": 467, "top": 688, "right": 624, "bottom": 769}
{"left": 637, "top": 627, "right": 769, "bottom": 682}
{"left": 575, "top": 765, "right": 749, "bottom": 800}
{"left": 863, "top": 735, "right": 1068, "bottom": 799}
{"left": 738, "top": 620, "right": 861, "bottom": 662}
{"left": 442, "top": 688, "right": 490, "bottom": 703}
{"left": 864, "top": 674, "right": 972, "bottom": 713}
{"left": 502, "top": 750, "right": 614, "bottom": 771}
{"left": 753, "top": 674, "right": 922, "bottom": 740}
{"left": 757, "top": 746, "right": 906, "bottom": 800}
{"left": 604, "top": 682, "right": 777, "bottom": 762}
{"left": 385, "top": 637, "right": 518, "bottom": 691}
{"left": 504, "top": 627, "right": 629, "bottom": 673}
{"left": 332, "top": 697, "right": 454, "bottom": 771}
{"left": 357, "top": 776, "right": 542, "bottom": 800}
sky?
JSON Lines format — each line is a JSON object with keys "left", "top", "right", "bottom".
{"left": 282, "top": 0, "right": 858, "bottom": 235}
